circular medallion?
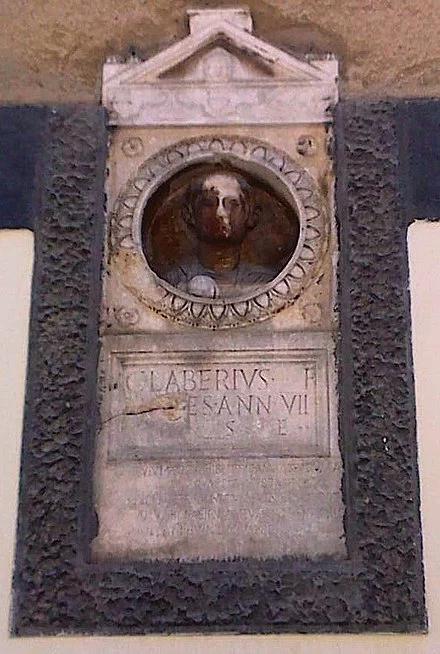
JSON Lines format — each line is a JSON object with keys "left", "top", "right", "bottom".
{"left": 111, "top": 136, "right": 329, "bottom": 329}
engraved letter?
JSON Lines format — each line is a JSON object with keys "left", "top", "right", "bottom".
{"left": 301, "top": 394, "right": 309, "bottom": 415}
{"left": 281, "top": 393, "right": 298, "bottom": 415}
{"left": 202, "top": 395, "right": 215, "bottom": 415}
{"left": 199, "top": 369, "right": 212, "bottom": 391}
{"left": 165, "top": 369, "right": 180, "bottom": 393}
{"left": 256, "top": 395, "right": 271, "bottom": 415}
{"left": 187, "top": 395, "right": 197, "bottom": 418}
{"left": 278, "top": 418, "right": 287, "bottom": 436}
{"left": 258, "top": 368, "right": 270, "bottom": 388}
{"left": 237, "top": 394, "right": 252, "bottom": 415}
{"left": 183, "top": 369, "right": 196, "bottom": 391}
{"left": 239, "top": 368, "right": 259, "bottom": 390}
{"left": 218, "top": 395, "right": 232, "bottom": 416}
{"left": 150, "top": 369, "right": 163, "bottom": 393}
{"left": 304, "top": 367, "right": 311, "bottom": 390}
{"left": 215, "top": 368, "right": 231, "bottom": 390}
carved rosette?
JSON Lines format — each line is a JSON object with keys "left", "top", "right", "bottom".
{"left": 111, "top": 136, "right": 329, "bottom": 329}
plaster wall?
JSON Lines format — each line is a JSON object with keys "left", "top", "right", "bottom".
{"left": 0, "top": 222, "right": 439, "bottom": 651}
{"left": 1, "top": 0, "right": 440, "bottom": 103}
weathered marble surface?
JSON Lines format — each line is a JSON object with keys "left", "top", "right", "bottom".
{"left": 104, "top": 348, "right": 330, "bottom": 460}
{"left": 94, "top": 9, "right": 343, "bottom": 562}
{"left": 94, "top": 331, "right": 343, "bottom": 560}
{"left": 93, "top": 329, "right": 343, "bottom": 560}
{"left": 92, "top": 457, "right": 344, "bottom": 561}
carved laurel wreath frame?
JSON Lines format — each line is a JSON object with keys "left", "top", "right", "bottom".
{"left": 111, "top": 135, "right": 329, "bottom": 328}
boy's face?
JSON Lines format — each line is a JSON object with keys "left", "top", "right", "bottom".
{"left": 193, "top": 173, "right": 248, "bottom": 245}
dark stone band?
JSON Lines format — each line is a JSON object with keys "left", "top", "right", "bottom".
{"left": 9, "top": 101, "right": 427, "bottom": 634}
{"left": 0, "top": 106, "right": 48, "bottom": 230}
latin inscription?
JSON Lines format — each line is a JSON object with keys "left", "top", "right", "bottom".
{"left": 104, "top": 350, "right": 330, "bottom": 459}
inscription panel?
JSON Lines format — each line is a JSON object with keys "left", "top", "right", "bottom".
{"left": 103, "top": 349, "right": 330, "bottom": 459}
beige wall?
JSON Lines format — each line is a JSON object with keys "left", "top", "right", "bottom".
{"left": 1, "top": 0, "right": 440, "bottom": 103}
{"left": 0, "top": 222, "right": 440, "bottom": 651}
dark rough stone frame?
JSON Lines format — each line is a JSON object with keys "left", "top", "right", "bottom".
{"left": 8, "top": 100, "right": 429, "bottom": 635}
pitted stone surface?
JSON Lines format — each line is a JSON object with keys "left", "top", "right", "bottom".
{"left": 336, "top": 101, "right": 425, "bottom": 625}
{"left": 12, "top": 105, "right": 107, "bottom": 634}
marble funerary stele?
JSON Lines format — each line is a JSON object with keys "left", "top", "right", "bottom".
{"left": 94, "top": 8, "right": 344, "bottom": 561}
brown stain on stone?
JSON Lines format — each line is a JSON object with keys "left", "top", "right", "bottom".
{"left": 127, "top": 393, "right": 187, "bottom": 422}
{"left": 1, "top": 0, "right": 439, "bottom": 102}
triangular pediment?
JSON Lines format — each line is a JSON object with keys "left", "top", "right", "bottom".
{"left": 105, "top": 19, "right": 333, "bottom": 87}
{"left": 156, "top": 44, "right": 275, "bottom": 83}
{"left": 102, "top": 9, "right": 338, "bottom": 126}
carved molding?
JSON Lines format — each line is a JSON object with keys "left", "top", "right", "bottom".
{"left": 111, "top": 135, "right": 329, "bottom": 329}
{"left": 105, "top": 84, "right": 336, "bottom": 126}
